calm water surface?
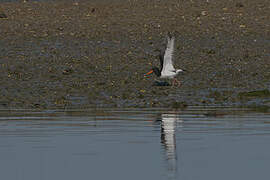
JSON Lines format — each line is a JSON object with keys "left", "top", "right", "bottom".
{"left": 0, "top": 107, "right": 270, "bottom": 180}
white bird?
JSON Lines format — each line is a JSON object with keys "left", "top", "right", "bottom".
{"left": 145, "top": 33, "right": 184, "bottom": 87}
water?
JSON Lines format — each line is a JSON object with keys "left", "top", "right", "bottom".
{"left": 0, "top": 107, "right": 270, "bottom": 180}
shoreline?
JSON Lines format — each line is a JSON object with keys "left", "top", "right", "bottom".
{"left": 0, "top": 0, "right": 269, "bottom": 109}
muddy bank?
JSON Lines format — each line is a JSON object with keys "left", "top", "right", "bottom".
{"left": 0, "top": 0, "right": 269, "bottom": 109}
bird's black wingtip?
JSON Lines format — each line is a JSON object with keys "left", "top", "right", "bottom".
{"left": 167, "top": 32, "right": 173, "bottom": 39}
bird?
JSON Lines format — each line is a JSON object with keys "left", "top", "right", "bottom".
{"left": 145, "top": 33, "right": 184, "bottom": 87}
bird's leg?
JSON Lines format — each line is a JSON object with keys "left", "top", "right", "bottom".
{"left": 175, "top": 78, "right": 181, "bottom": 87}
{"left": 171, "top": 78, "right": 176, "bottom": 87}
{"left": 172, "top": 78, "right": 181, "bottom": 87}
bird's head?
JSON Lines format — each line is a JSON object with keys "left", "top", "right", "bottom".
{"left": 144, "top": 67, "right": 161, "bottom": 77}
{"left": 176, "top": 69, "right": 184, "bottom": 73}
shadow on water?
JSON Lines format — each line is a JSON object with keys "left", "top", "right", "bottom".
{"left": 0, "top": 107, "right": 270, "bottom": 180}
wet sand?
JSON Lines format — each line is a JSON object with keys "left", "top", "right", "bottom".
{"left": 0, "top": 0, "right": 269, "bottom": 109}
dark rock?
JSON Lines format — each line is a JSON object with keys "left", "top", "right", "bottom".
{"left": 236, "top": 2, "right": 244, "bottom": 8}
{"left": 62, "top": 68, "right": 74, "bottom": 75}
{"left": 171, "top": 101, "right": 188, "bottom": 109}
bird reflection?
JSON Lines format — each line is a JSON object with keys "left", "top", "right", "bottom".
{"left": 157, "top": 113, "right": 181, "bottom": 177}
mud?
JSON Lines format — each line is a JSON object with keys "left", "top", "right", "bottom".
{"left": 0, "top": 0, "right": 269, "bottom": 109}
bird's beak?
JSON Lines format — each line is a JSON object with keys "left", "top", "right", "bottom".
{"left": 144, "top": 70, "right": 153, "bottom": 76}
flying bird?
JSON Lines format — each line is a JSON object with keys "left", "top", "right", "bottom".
{"left": 145, "top": 34, "right": 184, "bottom": 86}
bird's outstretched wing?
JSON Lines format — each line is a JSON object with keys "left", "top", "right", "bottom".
{"left": 162, "top": 34, "right": 175, "bottom": 74}
{"left": 159, "top": 49, "right": 165, "bottom": 72}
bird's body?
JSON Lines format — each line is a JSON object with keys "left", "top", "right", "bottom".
{"left": 161, "top": 69, "right": 183, "bottom": 79}
{"left": 145, "top": 33, "right": 184, "bottom": 86}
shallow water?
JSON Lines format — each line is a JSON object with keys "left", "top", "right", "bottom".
{"left": 0, "top": 107, "right": 270, "bottom": 180}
